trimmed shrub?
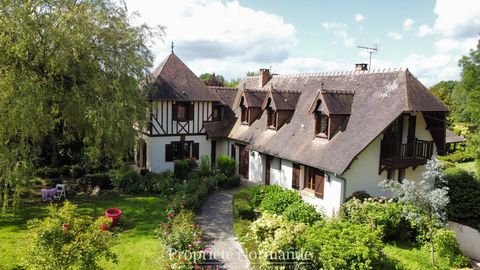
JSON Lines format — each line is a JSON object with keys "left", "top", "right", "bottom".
{"left": 233, "top": 198, "right": 255, "bottom": 220}
{"left": 174, "top": 160, "right": 190, "bottom": 179}
{"left": 213, "top": 174, "right": 227, "bottom": 187}
{"left": 250, "top": 184, "right": 283, "bottom": 207}
{"left": 216, "top": 155, "right": 236, "bottom": 177}
{"left": 250, "top": 213, "right": 307, "bottom": 269}
{"left": 441, "top": 168, "right": 480, "bottom": 227}
{"left": 433, "top": 228, "right": 470, "bottom": 268}
{"left": 303, "top": 219, "right": 384, "bottom": 270}
{"left": 345, "top": 190, "right": 371, "bottom": 202}
{"left": 259, "top": 187, "right": 302, "bottom": 215}
{"left": 70, "top": 165, "right": 86, "bottom": 179}
{"left": 220, "top": 175, "right": 241, "bottom": 189}
{"left": 341, "top": 198, "right": 416, "bottom": 241}
{"left": 282, "top": 201, "right": 322, "bottom": 225}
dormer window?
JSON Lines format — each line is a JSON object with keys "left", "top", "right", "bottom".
{"left": 266, "top": 99, "right": 276, "bottom": 129}
{"left": 314, "top": 102, "right": 329, "bottom": 138}
{"left": 309, "top": 90, "right": 354, "bottom": 140}
{"left": 315, "top": 112, "right": 329, "bottom": 137}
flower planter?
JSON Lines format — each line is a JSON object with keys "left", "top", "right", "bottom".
{"left": 105, "top": 208, "right": 122, "bottom": 226}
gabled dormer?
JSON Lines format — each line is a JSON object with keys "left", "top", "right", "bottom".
{"left": 234, "top": 89, "right": 267, "bottom": 125}
{"left": 309, "top": 89, "right": 354, "bottom": 140}
{"left": 261, "top": 89, "right": 300, "bottom": 131}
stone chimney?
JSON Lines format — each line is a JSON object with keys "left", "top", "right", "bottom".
{"left": 259, "top": 68, "right": 270, "bottom": 88}
{"left": 355, "top": 63, "right": 368, "bottom": 71}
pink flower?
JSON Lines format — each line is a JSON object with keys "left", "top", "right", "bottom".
{"left": 194, "top": 240, "right": 202, "bottom": 246}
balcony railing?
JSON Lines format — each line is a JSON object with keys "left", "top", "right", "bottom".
{"left": 380, "top": 139, "right": 434, "bottom": 168}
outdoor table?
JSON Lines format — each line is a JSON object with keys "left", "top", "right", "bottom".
{"left": 41, "top": 188, "right": 56, "bottom": 201}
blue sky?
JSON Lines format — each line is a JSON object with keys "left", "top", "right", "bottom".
{"left": 125, "top": 0, "right": 480, "bottom": 86}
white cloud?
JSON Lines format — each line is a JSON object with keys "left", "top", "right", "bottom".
{"left": 321, "top": 22, "right": 355, "bottom": 47}
{"left": 125, "top": 0, "right": 297, "bottom": 68}
{"left": 433, "top": 0, "right": 480, "bottom": 37}
{"left": 434, "top": 38, "right": 477, "bottom": 54}
{"left": 403, "top": 18, "right": 415, "bottom": 31}
{"left": 355, "top": 13, "right": 365, "bottom": 22}
{"left": 401, "top": 53, "right": 458, "bottom": 85}
{"left": 388, "top": 32, "right": 403, "bottom": 40}
{"left": 417, "top": 25, "right": 434, "bottom": 37}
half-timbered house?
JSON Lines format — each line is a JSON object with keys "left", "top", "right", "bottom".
{"left": 139, "top": 53, "right": 449, "bottom": 216}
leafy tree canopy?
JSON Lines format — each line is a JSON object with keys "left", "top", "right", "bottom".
{"left": 430, "top": 80, "right": 457, "bottom": 113}
{"left": 452, "top": 38, "right": 480, "bottom": 129}
{"left": 0, "top": 0, "right": 159, "bottom": 211}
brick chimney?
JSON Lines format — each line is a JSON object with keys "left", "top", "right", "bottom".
{"left": 355, "top": 63, "right": 368, "bottom": 71}
{"left": 259, "top": 68, "right": 270, "bottom": 88}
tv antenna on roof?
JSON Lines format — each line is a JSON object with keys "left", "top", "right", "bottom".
{"left": 357, "top": 44, "right": 378, "bottom": 70}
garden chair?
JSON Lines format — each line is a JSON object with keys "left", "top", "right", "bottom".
{"left": 55, "top": 184, "right": 66, "bottom": 200}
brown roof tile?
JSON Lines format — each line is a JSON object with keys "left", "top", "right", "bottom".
{"left": 226, "top": 69, "right": 448, "bottom": 174}
{"left": 148, "top": 53, "right": 218, "bottom": 101}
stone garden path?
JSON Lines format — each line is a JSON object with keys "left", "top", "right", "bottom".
{"left": 198, "top": 185, "right": 251, "bottom": 270}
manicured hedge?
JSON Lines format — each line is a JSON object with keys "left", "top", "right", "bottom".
{"left": 441, "top": 167, "right": 480, "bottom": 228}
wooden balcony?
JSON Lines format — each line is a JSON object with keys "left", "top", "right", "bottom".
{"left": 380, "top": 139, "right": 434, "bottom": 170}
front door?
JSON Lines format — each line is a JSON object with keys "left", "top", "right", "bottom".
{"left": 265, "top": 155, "right": 272, "bottom": 185}
{"left": 239, "top": 145, "right": 249, "bottom": 178}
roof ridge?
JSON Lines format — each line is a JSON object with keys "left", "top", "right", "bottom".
{"left": 208, "top": 86, "right": 238, "bottom": 90}
{"left": 271, "top": 68, "right": 405, "bottom": 78}
{"left": 321, "top": 89, "right": 355, "bottom": 95}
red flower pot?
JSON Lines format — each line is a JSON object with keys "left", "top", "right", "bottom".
{"left": 105, "top": 208, "right": 122, "bottom": 226}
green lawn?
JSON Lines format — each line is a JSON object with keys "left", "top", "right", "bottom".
{"left": 0, "top": 194, "right": 167, "bottom": 270}
{"left": 455, "top": 160, "right": 476, "bottom": 172}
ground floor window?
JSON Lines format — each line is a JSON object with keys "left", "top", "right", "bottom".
{"left": 165, "top": 141, "right": 199, "bottom": 162}
{"left": 304, "top": 166, "right": 325, "bottom": 199}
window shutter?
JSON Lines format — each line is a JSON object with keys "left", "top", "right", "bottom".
{"left": 314, "top": 171, "right": 324, "bottom": 199}
{"left": 192, "top": 143, "right": 199, "bottom": 159}
{"left": 165, "top": 144, "right": 173, "bottom": 162}
{"left": 188, "top": 103, "right": 194, "bottom": 121}
{"left": 172, "top": 103, "right": 178, "bottom": 121}
{"left": 292, "top": 164, "right": 300, "bottom": 189}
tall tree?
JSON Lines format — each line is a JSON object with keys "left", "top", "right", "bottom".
{"left": 452, "top": 37, "right": 480, "bottom": 172}
{"left": 430, "top": 80, "right": 457, "bottom": 112}
{"left": 453, "top": 39, "right": 480, "bottom": 128}
{"left": 0, "top": 0, "right": 159, "bottom": 211}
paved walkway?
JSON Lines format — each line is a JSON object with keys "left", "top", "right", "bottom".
{"left": 198, "top": 186, "right": 251, "bottom": 270}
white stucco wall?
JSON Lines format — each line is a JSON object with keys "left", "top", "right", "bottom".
{"left": 301, "top": 173, "right": 344, "bottom": 217}
{"left": 342, "top": 112, "right": 435, "bottom": 197}
{"left": 145, "top": 135, "right": 211, "bottom": 172}
{"left": 447, "top": 221, "right": 480, "bottom": 260}
{"left": 216, "top": 139, "right": 229, "bottom": 158}
{"left": 248, "top": 150, "right": 265, "bottom": 183}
